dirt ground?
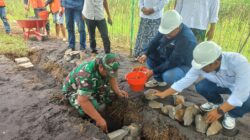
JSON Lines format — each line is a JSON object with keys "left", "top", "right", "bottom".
{"left": 0, "top": 37, "right": 250, "bottom": 140}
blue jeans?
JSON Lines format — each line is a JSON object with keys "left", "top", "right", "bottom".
{"left": 0, "top": 7, "right": 11, "bottom": 33}
{"left": 147, "top": 52, "right": 188, "bottom": 84}
{"left": 195, "top": 79, "right": 250, "bottom": 118}
{"left": 162, "top": 67, "right": 187, "bottom": 84}
{"left": 65, "top": 8, "right": 86, "bottom": 50}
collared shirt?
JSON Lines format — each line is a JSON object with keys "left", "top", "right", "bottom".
{"left": 62, "top": 59, "right": 111, "bottom": 103}
{"left": 145, "top": 24, "right": 197, "bottom": 73}
{"left": 175, "top": 0, "right": 220, "bottom": 30}
{"left": 172, "top": 52, "right": 250, "bottom": 107}
{"left": 139, "top": 0, "right": 168, "bottom": 19}
{"left": 82, "top": 0, "right": 105, "bottom": 20}
{"left": 61, "top": 0, "right": 84, "bottom": 10}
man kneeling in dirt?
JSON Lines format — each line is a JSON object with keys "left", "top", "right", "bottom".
{"left": 62, "top": 53, "right": 129, "bottom": 132}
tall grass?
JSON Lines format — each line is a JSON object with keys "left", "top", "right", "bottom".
{"left": 108, "top": 0, "right": 250, "bottom": 58}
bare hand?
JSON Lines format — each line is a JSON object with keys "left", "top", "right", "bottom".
{"left": 96, "top": 118, "right": 108, "bottom": 133}
{"left": 82, "top": 15, "right": 86, "bottom": 20}
{"left": 154, "top": 91, "right": 168, "bottom": 99}
{"left": 118, "top": 90, "right": 129, "bottom": 98}
{"left": 59, "top": 9, "right": 63, "bottom": 16}
{"left": 137, "top": 54, "right": 147, "bottom": 63}
{"left": 108, "top": 17, "right": 112, "bottom": 25}
{"left": 142, "top": 8, "right": 154, "bottom": 15}
{"left": 206, "top": 109, "right": 222, "bottom": 123}
{"left": 206, "top": 29, "right": 215, "bottom": 41}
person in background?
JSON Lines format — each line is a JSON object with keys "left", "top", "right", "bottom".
{"left": 45, "top": 0, "right": 66, "bottom": 41}
{"left": 134, "top": 0, "right": 169, "bottom": 58}
{"left": 61, "top": 0, "right": 86, "bottom": 51}
{"left": 24, "top": 0, "right": 51, "bottom": 36}
{"left": 0, "top": 0, "right": 11, "bottom": 34}
{"left": 138, "top": 10, "right": 197, "bottom": 88}
{"left": 62, "top": 53, "right": 128, "bottom": 132}
{"left": 154, "top": 41, "right": 250, "bottom": 136}
{"left": 175, "top": 0, "right": 220, "bottom": 43}
{"left": 82, "top": 0, "right": 112, "bottom": 54}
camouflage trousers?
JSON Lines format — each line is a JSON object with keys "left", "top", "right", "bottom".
{"left": 66, "top": 92, "right": 110, "bottom": 116}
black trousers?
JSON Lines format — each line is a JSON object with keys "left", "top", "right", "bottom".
{"left": 85, "top": 18, "right": 110, "bottom": 53}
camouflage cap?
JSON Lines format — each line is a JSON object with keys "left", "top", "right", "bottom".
{"left": 102, "top": 53, "right": 120, "bottom": 77}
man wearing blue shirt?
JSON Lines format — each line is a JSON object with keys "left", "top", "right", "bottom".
{"left": 138, "top": 10, "right": 197, "bottom": 88}
{"left": 61, "top": 0, "right": 86, "bottom": 51}
{"left": 155, "top": 41, "right": 250, "bottom": 135}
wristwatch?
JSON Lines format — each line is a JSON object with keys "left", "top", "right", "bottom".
{"left": 217, "top": 107, "right": 225, "bottom": 115}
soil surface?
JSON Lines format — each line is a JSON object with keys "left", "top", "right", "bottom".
{"left": 0, "top": 38, "right": 250, "bottom": 140}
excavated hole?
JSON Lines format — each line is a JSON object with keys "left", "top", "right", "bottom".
{"left": 26, "top": 50, "right": 187, "bottom": 140}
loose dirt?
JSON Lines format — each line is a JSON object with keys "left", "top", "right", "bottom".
{"left": 0, "top": 38, "right": 250, "bottom": 140}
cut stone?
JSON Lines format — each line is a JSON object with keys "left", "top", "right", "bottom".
{"left": 15, "top": 57, "right": 30, "bottom": 64}
{"left": 183, "top": 105, "right": 200, "bottom": 126}
{"left": 173, "top": 95, "right": 185, "bottom": 106}
{"left": 183, "top": 102, "right": 195, "bottom": 107}
{"left": 144, "top": 89, "right": 159, "bottom": 100}
{"left": 18, "top": 62, "right": 34, "bottom": 68}
{"left": 195, "top": 114, "right": 209, "bottom": 133}
{"left": 123, "top": 123, "right": 142, "bottom": 137}
{"left": 206, "top": 121, "right": 222, "bottom": 136}
{"left": 108, "top": 129, "right": 129, "bottom": 140}
{"left": 161, "top": 105, "right": 173, "bottom": 115}
{"left": 168, "top": 104, "right": 183, "bottom": 120}
{"left": 175, "top": 108, "right": 185, "bottom": 122}
{"left": 124, "top": 136, "right": 140, "bottom": 140}
{"left": 148, "top": 101, "right": 163, "bottom": 109}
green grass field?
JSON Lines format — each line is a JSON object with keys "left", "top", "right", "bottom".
{"left": 1, "top": 0, "right": 250, "bottom": 59}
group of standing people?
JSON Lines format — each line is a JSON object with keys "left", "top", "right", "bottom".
{"left": 1, "top": 0, "right": 112, "bottom": 54}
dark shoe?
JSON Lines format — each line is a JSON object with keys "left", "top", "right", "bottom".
{"left": 221, "top": 127, "right": 239, "bottom": 137}
{"left": 91, "top": 50, "right": 98, "bottom": 54}
{"left": 69, "top": 47, "right": 75, "bottom": 51}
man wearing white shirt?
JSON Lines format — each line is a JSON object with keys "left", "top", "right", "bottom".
{"left": 82, "top": 0, "right": 112, "bottom": 54}
{"left": 175, "top": 0, "right": 220, "bottom": 42}
{"left": 154, "top": 41, "right": 250, "bottom": 135}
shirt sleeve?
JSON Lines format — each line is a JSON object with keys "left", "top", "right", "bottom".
{"left": 175, "top": 0, "right": 183, "bottom": 13}
{"left": 139, "top": 0, "right": 144, "bottom": 9}
{"left": 145, "top": 32, "right": 163, "bottom": 56}
{"left": 153, "top": 0, "right": 168, "bottom": 13}
{"left": 209, "top": 0, "right": 220, "bottom": 23}
{"left": 171, "top": 68, "right": 200, "bottom": 92}
{"left": 227, "top": 55, "right": 250, "bottom": 107}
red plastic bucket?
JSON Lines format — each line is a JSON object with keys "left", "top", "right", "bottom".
{"left": 126, "top": 71, "right": 147, "bottom": 92}
{"left": 38, "top": 11, "right": 49, "bottom": 20}
{"left": 132, "top": 66, "right": 151, "bottom": 80}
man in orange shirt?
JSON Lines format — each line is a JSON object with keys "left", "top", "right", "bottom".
{"left": 24, "top": 0, "right": 50, "bottom": 35}
{"left": 45, "top": 0, "right": 66, "bottom": 41}
{"left": 0, "top": 0, "right": 11, "bottom": 34}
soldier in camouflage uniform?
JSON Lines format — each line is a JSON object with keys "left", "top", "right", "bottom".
{"left": 62, "top": 53, "right": 128, "bottom": 132}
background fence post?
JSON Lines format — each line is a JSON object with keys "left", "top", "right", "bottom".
{"left": 129, "top": 0, "right": 135, "bottom": 57}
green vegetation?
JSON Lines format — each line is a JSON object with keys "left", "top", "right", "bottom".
{"left": 1, "top": 0, "right": 249, "bottom": 59}
{"left": 0, "top": 31, "right": 28, "bottom": 57}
